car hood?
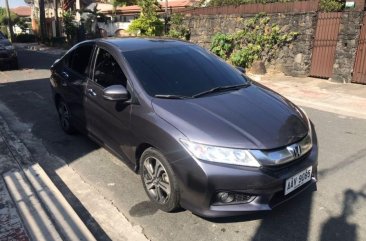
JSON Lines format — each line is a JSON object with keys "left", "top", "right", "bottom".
{"left": 152, "top": 83, "right": 308, "bottom": 150}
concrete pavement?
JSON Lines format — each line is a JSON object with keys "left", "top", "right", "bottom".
{"left": 1, "top": 45, "right": 366, "bottom": 240}
{"left": 250, "top": 72, "right": 366, "bottom": 120}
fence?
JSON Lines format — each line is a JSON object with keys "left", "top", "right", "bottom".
{"left": 175, "top": 0, "right": 366, "bottom": 15}
{"left": 175, "top": 1, "right": 366, "bottom": 83}
{"left": 174, "top": 0, "right": 320, "bottom": 15}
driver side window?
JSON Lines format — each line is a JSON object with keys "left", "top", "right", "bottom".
{"left": 94, "top": 48, "right": 127, "bottom": 88}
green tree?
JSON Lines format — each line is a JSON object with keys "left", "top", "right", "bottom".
{"left": 128, "top": 0, "right": 163, "bottom": 36}
{"left": 0, "top": 7, "right": 29, "bottom": 37}
{"left": 63, "top": 11, "right": 77, "bottom": 43}
{"left": 0, "top": 7, "right": 18, "bottom": 28}
{"left": 210, "top": 14, "right": 299, "bottom": 68}
{"left": 168, "top": 14, "right": 190, "bottom": 40}
{"left": 319, "top": 0, "right": 344, "bottom": 12}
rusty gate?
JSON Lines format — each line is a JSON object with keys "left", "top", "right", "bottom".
{"left": 310, "top": 12, "right": 342, "bottom": 78}
{"left": 352, "top": 14, "right": 366, "bottom": 84}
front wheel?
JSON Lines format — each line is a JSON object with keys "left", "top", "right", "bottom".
{"left": 140, "top": 148, "right": 180, "bottom": 212}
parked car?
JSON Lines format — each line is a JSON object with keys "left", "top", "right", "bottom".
{"left": 0, "top": 31, "right": 18, "bottom": 70}
{"left": 50, "top": 38, "right": 318, "bottom": 217}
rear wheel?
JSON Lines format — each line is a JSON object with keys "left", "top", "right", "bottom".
{"left": 140, "top": 148, "right": 180, "bottom": 212}
{"left": 11, "top": 59, "right": 18, "bottom": 70}
{"left": 57, "top": 99, "right": 76, "bottom": 134}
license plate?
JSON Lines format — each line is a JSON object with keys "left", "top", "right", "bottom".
{"left": 285, "top": 166, "right": 312, "bottom": 195}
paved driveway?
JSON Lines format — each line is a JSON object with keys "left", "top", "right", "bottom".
{"left": 0, "top": 48, "right": 365, "bottom": 241}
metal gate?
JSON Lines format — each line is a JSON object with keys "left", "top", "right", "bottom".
{"left": 352, "top": 14, "right": 366, "bottom": 84}
{"left": 310, "top": 12, "right": 342, "bottom": 78}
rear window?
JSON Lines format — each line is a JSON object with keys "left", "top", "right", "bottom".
{"left": 124, "top": 45, "right": 248, "bottom": 97}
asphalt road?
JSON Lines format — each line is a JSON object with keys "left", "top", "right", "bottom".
{"left": 0, "top": 48, "right": 365, "bottom": 241}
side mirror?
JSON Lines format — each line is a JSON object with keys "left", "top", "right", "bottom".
{"left": 103, "top": 85, "right": 129, "bottom": 101}
{"left": 236, "top": 66, "right": 246, "bottom": 74}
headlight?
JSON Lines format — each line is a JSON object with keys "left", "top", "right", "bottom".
{"left": 180, "top": 139, "right": 260, "bottom": 167}
{"left": 5, "top": 45, "right": 14, "bottom": 50}
{"left": 299, "top": 107, "right": 312, "bottom": 138}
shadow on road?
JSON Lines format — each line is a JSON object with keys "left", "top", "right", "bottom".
{"left": 251, "top": 187, "right": 315, "bottom": 241}
{"left": 17, "top": 49, "right": 62, "bottom": 70}
{"left": 320, "top": 187, "right": 366, "bottom": 241}
{"left": 0, "top": 77, "right": 111, "bottom": 241}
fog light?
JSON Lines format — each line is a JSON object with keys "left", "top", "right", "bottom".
{"left": 233, "top": 193, "right": 252, "bottom": 202}
{"left": 217, "top": 192, "right": 235, "bottom": 203}
{"left": 214, "top": 192, "right": 255, "bottom": 205}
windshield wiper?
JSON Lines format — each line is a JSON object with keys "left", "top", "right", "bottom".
{"left": 155, "top": 94, "right": 191, "bottom": 99}
{"left": 193, "top": 83, "right": 251, "bottom": 98}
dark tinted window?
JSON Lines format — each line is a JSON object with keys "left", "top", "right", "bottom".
{"left": 124, "top": 45, "right": 248, "bottom": 97}
{"left": 0, "top": 31, "right": 5, "bottom": 39}
{"left": 67, "top": 45, "right": 94, "bottom": 76}
{"left": 93, "top": 48, "right": 127, "bottom": 88}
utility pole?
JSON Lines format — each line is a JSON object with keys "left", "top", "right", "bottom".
{"left": 164, "top": 0, "right": 168, "bottom": 34}
{"left": 54, "top": 0, "right": 60, "bottom": 37}
{"left": 4, "top": 0, "right": 14, "bottom": 42}
{"left": 39, "top": 0, "right": 47, "bottom": 42}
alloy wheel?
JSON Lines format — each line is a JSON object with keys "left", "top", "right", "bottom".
{"left": 142, "top": 157, "right": 171, "bottom": 204}
{"left": 58, "top": 102, "right": 71, "bottom": 131}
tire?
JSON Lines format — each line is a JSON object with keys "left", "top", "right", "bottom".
{"left": 11, "top": 59, "right": 18, "bottom": 70}
{"left": 56, "top": 99, "right": 76, "bottom": 134}
{"left": 140, "top": 147, "right": 180, "bottom": 212}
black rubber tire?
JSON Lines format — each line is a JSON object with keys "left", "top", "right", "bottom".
{"left": 11, "top": 59, "right": 18, "bottom": 70}
{"left": 56, "top": 99, "right": 76, "bottom": 134}
{"left": 140, "top": 147, "right": 180, "bottom": 212}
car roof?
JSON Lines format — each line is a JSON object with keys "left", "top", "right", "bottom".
{"left": 97, "top": 37, "right": 193, "bottom": 52}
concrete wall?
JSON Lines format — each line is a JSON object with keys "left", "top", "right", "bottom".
{"left": 181, "top": 11, "right": 365, "bottom": 82}
{"left": 183, "top": 12, "right": 317, "bottom": 77}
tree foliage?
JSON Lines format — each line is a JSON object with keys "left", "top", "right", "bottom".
{"left": 128, "top": 0, "right": 163, "bottom": 36}
{"left": 0, "top": 7, "right": 28, "bottom": 33}
{"left": 201, "top": 0, "right": 307, "bottom": 7}
{"left": 63, "top": 11, "right": 77, "bottom": 43}
{"left": 211, "top": 14, "right": 298, "bottom": 68}
{"left": 168, "top": 14, "right": 190, "bottom": 40}
{"left": 319, "top": 0, "right": 344, "bottom": 12}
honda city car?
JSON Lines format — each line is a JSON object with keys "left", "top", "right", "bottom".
{"left": 50, "top": 38, "right": 318, "bottom": 217}
{"left": 0, "top": 31, "right": 18, "bottom": 70}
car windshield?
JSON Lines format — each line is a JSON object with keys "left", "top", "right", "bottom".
{"left": 124, "top": 45, "right": 249, "bottom": 97}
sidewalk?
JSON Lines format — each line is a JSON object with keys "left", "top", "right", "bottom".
{"left": 250, "top": 72, "right": 366, "bottom": 120}
{"left": 0, "top": 114, "right": 96, "bottom": 241}
{"left": 14, "top": 43, "right": 67, "bottom": 56}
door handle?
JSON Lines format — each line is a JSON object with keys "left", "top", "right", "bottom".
{"left": 87, "top": 88, "right": 97, "bottom": 97}
{"left": 61, "top": 71, "right": 69, "bottom": 79}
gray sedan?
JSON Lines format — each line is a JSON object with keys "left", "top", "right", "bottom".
{"left": 50, "top": 38, "right": 318, "bottom": 217}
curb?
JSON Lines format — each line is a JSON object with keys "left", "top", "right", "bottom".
{"left": 3, "top": 170, "right": 63, "bottom": 241}
{"left": 0, "top": 114, "right": 96, "bottom": 241}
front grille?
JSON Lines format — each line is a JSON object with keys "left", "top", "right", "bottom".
{"left": 260, "top": 150, "right": 312, "bottom": 178}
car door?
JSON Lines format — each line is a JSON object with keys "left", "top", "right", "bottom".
{"left": 53, "top": 43, "right": 95, "bottom": 130}
{"left": 84, "top": 46, "right": 133, "bottom": 160}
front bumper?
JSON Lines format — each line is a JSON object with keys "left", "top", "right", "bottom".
{"left": 170, "top": 129, "right": 318, "bottom": 218}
